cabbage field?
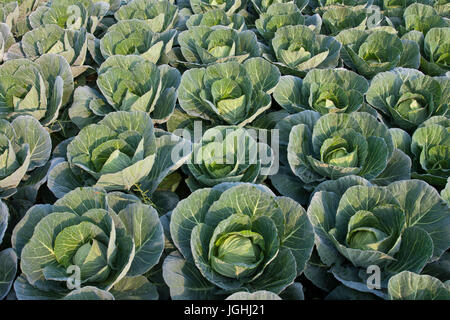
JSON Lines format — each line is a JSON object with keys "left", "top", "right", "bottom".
{"left": 0, "top": 0, "right": 449, "bottom": 301}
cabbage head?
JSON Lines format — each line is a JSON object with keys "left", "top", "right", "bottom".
{"left": 320, "top": 5, "right": 377, "bottom": 36}
{"left": 416, "top": 27, "right": 449, "bottom": 76}
{"left": 0, "top": 0, "right": 44, "bottom": 36}
{"left": 308, "top": 0, "right": 369, "bottom": 9}
{"left": 380, "top": 0, "right": 433, "bottom": 25}
{"left": 287, "top": 111, "right": 409, "bottom": 184}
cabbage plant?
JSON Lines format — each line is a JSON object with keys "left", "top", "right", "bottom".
{"left": 185, "top": 9, "right": 246, "bottom": 31}
{"left": 0, "top": 116, "right": 51, "bottom": 199}
{"left": 28, "top": 0, "right": 110, "bottom": 33}
{"left": 0, "top": 54, "right": 74, "bottom": 127}
{"left": 400, "top": 3, "right": 448, "bottom": 36}
{"left": 265, "top": 25, "right": 341, "bottom": 76}
{"left": 11, "top": 187, "right": 164, "bottom": 300}
{"left": 190, "top": 0, "right": 247, "bottom": 15}
{"left": 320, "top": 5, "right": 378, "bottom": 35}
{"left": 226, "top": 290, "right": 282, "bottom": 300}
{"left": 95, "top": 0, "right": 122, "bottom": 13}
{"left": 0, "top": 0, "right": 44, "bottom": 36}
{"left": 97, "top": 19, "right": 176, "bottom": 65}
{"left": 115, "top": 0, "right": 180, "bottom": 33}
{"left": 270, "top": 111, "right": 412, "bottom": 204}
{"left": 251, "top": 0, "right": 309, "bottom": 14}
{"left": 95, "top": 55, "right": 181, "bottom": 123}
{"left": 255, "top": 3, "right": 322, "bottom": 41}
{"left": 380, "top": 0, "right": 434, "bottom": 25}
{"left": 366, "top": 68, "right": 448, "bottom": 131}
{"left": 5, "top": 24, "right": 89, "bottom": 77}
{"left": 308, "top": 0, "right": 369, "bottom": 8}
{"left": 410, "top": 116, "right": 449, "bottom": 187}
{"left": 0, "top": 23, "right": 14, "bottom": 62}
{"left": 185, "top": 126, "right": 274, "bottom": 190}
{"left": 177, "top": 26, "right": 261, "bottom": 68}
{"left": 68, "top": 86, "right": 109, "bottom": 129}
{"left": 388, "top": 271, "right": 450, "bottom": 300}
{"left": 48, "top": 111, "right": 191, "bottom": 198}
{"left": 0, "top": 200, "right": 17, "bottom": 299}
{"left": 434, "top": 0, "right": 449, "bottom": 19}
{"left": 178, "top": 57, "right": 280, "bottom": 126}
{"left": 412, "top": 27, "right": 450, "bottom": 76}
{"left": 307, "top": 176, "right": 450, "bottom": 298}
{"left": 286, "top": 111, "right": 408, "bottom": 183}
{"left": 0, "top": 0, "right": 449, "bottom": 302}
{"left": 163, "top": 183, "right": 314, "bottom": 299}
{"left": 0, "top": 1, "right": 18, "bottom": 30}
{"left": 273, "top": 68, "right": 369, "bottom": 114}
{"left": 442, "top": 178, "right": 450, "bottom": 205}
{"left": 336, "top": 27, "right": 420, "bottom": 78}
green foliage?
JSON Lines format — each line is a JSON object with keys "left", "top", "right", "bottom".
{"left": 0, "top": 0, "right": 448, "bottom": 301}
